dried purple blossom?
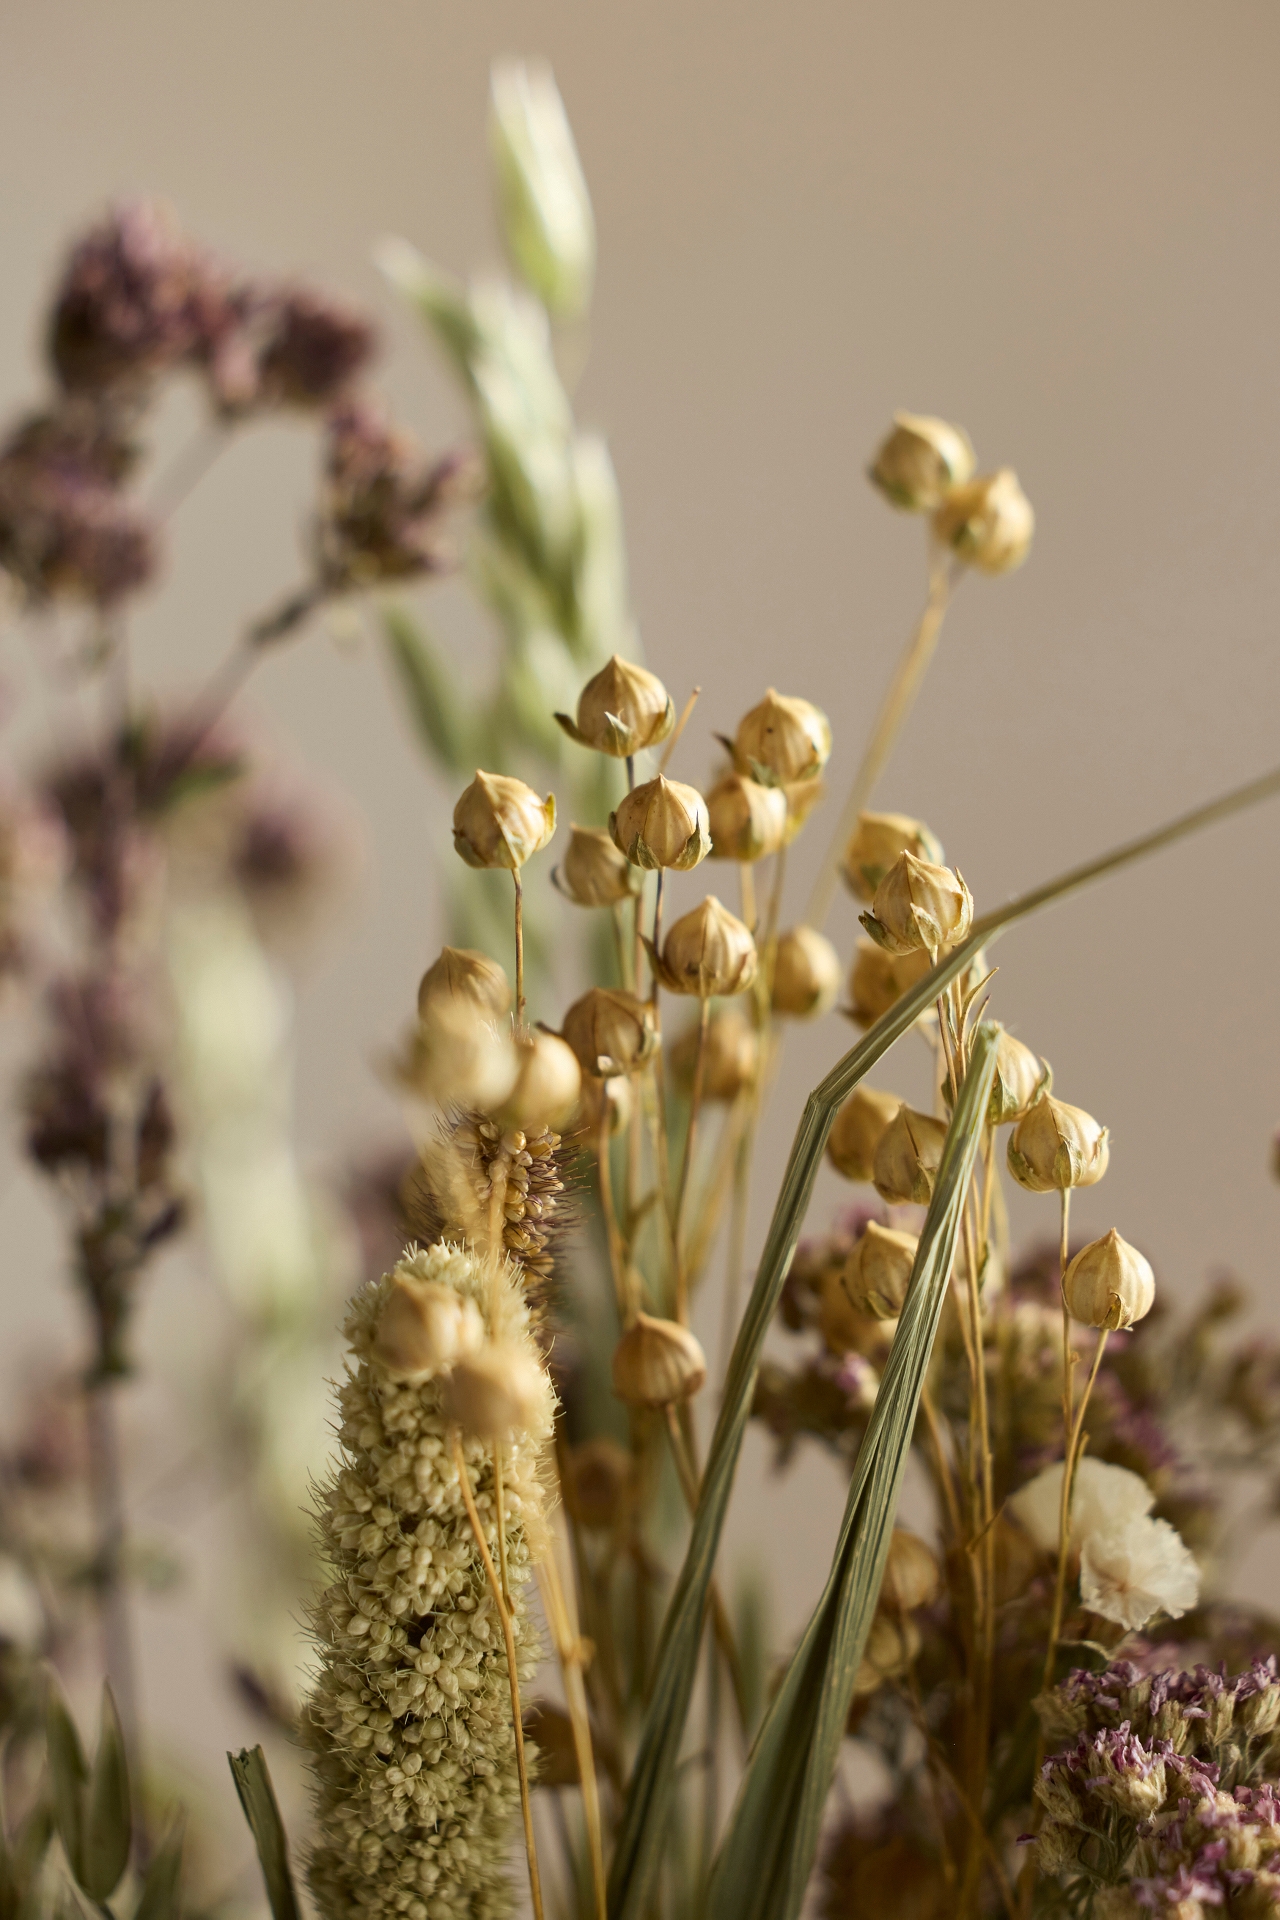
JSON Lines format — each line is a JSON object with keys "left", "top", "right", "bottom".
{"left": 48, "top": 200, "right": 219, "bottom": 394}
{"left": 314, "top": 401, "right": 482, "bottom": 589}
{"left": 197, "top": 283, "right": 378, "bottom": 418}
{"left": 0, "top": 406, "right": 156, "bottom": 609}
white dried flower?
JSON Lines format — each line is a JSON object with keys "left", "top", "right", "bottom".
{"left": 305, "top": 1241, "right": 553, "bottom": 1920}
{"left": 1010, "top": 1455, "right": 1155, "bottom": 1556}
{"left": 1080, "top": 1517, "right": 1200, "bottom": 1632}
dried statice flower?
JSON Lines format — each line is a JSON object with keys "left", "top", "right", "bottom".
{"left": 0, "top": 406, "right": 156, "bottom": 608}
{"left": 254, "top": 289, "right": 377, "bottom": 409}
{"left": 48, "top": 199, "right": 217, "bottom": 393}
{"left": 304, "top": 1242, "right": 553, "bottom": 1920}
{"left": 1042, "top": 1657, "right": 1280, "bottom": 1789}
{"left": 315, "top": 401, "right": 481, "bottom": 590}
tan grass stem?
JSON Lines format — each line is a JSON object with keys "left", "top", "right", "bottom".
{"left": 536, "top": 1537, "right": 607, "bottom": 1920}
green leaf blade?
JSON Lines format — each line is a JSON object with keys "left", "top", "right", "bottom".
{"left": 227, "top": 1747, "right": 301, "bottom": 1920}
{"left": 133, "top": 1816, "right": 185, "bottom": 1920}
{"left": 81, "top": 1685, "right": 131, "bottom": 1901}
{"left": 44, "top": 1677, "right": 88, "bottom": 1890}
{"left": 382, "top": 606, "right": 477, "bottom": 774}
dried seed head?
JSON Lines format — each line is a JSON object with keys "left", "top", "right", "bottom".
{"left": 781, "top": 774, "right": 827, "bottom": 844}
{"left": 817, "top": 1268, "right": 891, "bottom": 1361}
{"left": 934, "top": 467, "right": 1034, "bottom": 575}
{"left": 861, "top": 851, "right": 973, "bottom": 959}
{"left": 869, "top": 412, "right": 976, "bottom": 512}
{"left": 881, "top": 1527, "right": 941, "bottom": 1611}
{"left": 371, "top": 1272, "right": 485, "bottom": 1383}
{"left": 852, "top": 1610, "right": 921, "bottom": 1695}
{"left": 670, "top": 1007, "right": 758, "bottom": 1102}
{"left": 452, "top": 769, "right": 556, "bottom": 870}
{"left": 403, "top": 998, "right": 520, "bottom": 1111}
{"left": 554, "top": 654, "right": 675, "bottom": 758}
{"left": 449, "top": 1117, "right": 568, "bottom": 1290}
{"left": 611, "top": 1313, "right": 707, "bottom": 1408}
{"left": 574, "top": 1070, "right": 634, "bottom": 1139}
{"left": 656, "top": 896, "right": 758, "bottom": 998}
{"left": 985, "top": 1031, "right": 1051, "bottom": 1126}
{"left": 842, "top": 1221, "right": 920, "bottom": 1320}
{"left": 873, "top": 1104, "right": 950, "bottom": 1205}
{"left": 610, "top": 774, "right": 710, "bottom": 871}
{"left": 417, "top": 945, "right": 511, "bottom": 1022}
{"left": 1063, "top": 1229, "right": 1155, "bottom": 1331}
{"left": 732, "top": 689, "right": 831, "bottom": 787}
{"left": 771, "top": 925, "right": 841, "bottom": 1018}
{"left": 552, "top": 824, "right": 637, "bottom": 907}
{"left": 566, "top": 1436, "right": 631, "bottom": 1529}
{"left": 497, "top": 1029, "right": 582, "bottom": 1130}
{"left": 561, "top": 986, "right": 657, "bottom": 1077}
{"left": 846, "top": 939, "right": 935, "bottom": 1029}
{"left": 443, "top": 1341, "right": 553, "bottom": 1439}
{"left": 827, "top": 1084, "right": 902, "bottom": 1182}
{"left": 1007, "top": 1093, "right": 1110, "bottom": 1194}
{"left": 840, "top": 811, "right": 944, "bottom": 903}
{"left": 706, "top": 771, "right": 789, "bottom": 862}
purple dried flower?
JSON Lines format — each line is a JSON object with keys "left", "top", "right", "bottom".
{"left": 314, "top": 400, "right": 482, "bottom": 589}
{"left": 48, "top": 200, "right": 218, "bottom": 393}
{"left": 0, "top": 406, "right": 157, "bottom": 609}
{"left": 255, "top": 289, "right": 376, "bottom": 408}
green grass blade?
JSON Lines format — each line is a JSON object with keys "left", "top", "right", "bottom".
{"left": 81, "top": 1685, "right": 130, "bottom": 1901}
{"left": 607, "top": 758, "right": 1280, "bottom": 1920}
{"left": 43, "top": 1676, "right": 87, "bottom": 1889}
{"left": 705, "top": 1024, "right": 1001, "bottom": 1920}
{"left": 133, "top": 1816, "right": 185, "bottom": 1920}
{"left": 383, "top": 606, "right": 478, "bottom": 773}
{"left": 227, "top": 1748, "right": 301, "bottom": 1920}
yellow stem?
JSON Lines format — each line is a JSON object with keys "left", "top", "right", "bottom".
{"left": 659, "top": 686, "right": 702, "bottom": 772}
{"left": 513, "top": 870, "right": 525, "bottom": 1029}
{"left": 673, "top": 996, "right": 711, "bottom": 1323}
{"left": 536, "top": 1527, "right": 607, "bottom": 1920}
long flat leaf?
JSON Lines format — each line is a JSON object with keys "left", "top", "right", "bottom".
{"left": 133, "top": 1816, "right": 185, "bottom": 1920}
{"left": 607, "top": 755, "right": 1280, "bottom": 1920}
{"left": 383, "top": 607, "right": 478, "bottom": 774}
{"left": 706, "top": 1024, "right": 1000, "bottom": 1920}
{"left": 227, "top": 1748, "right": 301, "bottom": 1920}
{"left": 81, "top": 1685, "right": 130, "bottom": 1902}
{"left": 44, "top": 1678, "right": 87, "bottom": 1888}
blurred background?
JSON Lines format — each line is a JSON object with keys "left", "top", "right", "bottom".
{"left": 1, "top": 0, "right": 1279, "bottom": 1889}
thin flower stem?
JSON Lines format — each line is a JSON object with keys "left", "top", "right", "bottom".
{"left": 513, "top": 871, "right": 526, "bottom": 1028}
{"left": 536, "top": 1533, "right": 607, "bottom": 1920}
{"left": 808, "top": 545, "right": 957, "bottom": 928}
{"left": 451, "top": 1429, "right": 545, "bottom": 1920}
{"left": 659, "top": 687, "right": 702, "bottom": 772}
{"left": 493, "top": 1444, "right": 512, "bottom": 1612}
{"left": 598, "top": 1106, "right": 635, "bottom": 1322}
{"left": 739, "top": 861, "right": 756, "bottom": 933}
{"left": 147, "top": 422, "right": 230, "bottom": 521}
{"left": 85, "top": 1378, "right": 143, "bottom": 1782}
{"left": 1042, "top": 1327, "right": 1111, "bottom": 1694}
{"left": 662, "top": 1408, "right": 749, "bottom": 1737}
{"left": 673, "top": 997, "right": 711, "bottom": 1324}
{"left": 919, "top": 1380, "right": 962, "bottom": 1546}
{"left": 1058, "top": 1190, "right": 1075, "bottom": 1461}
{"left": 959, "top": 1203, "right": 996, "bottom": 1920}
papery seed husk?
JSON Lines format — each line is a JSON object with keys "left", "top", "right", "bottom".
{"left": 566, "top": 1436, "right": 631, "bottom": 1529}
{"left": 840, "top": 810, "right": 944, "bottom": 903}
{"left": 560, "top": 654, "right": 674, "bottom": 757}
{"left": 706, "top": 771, "right": 788, "bottom": 862}
{"left": 846, "top": 939, "right": 936, "bottom": 1029}
{"left": 863, "top": 851, "right": 973, "bottom": 958}
{"left": 371, "top": 1274, "right": 484, "bottom": 1383}
{"left": 1063, "top": 1228, "right": 1155, "bottom": 1331}
{"left": 443, "top": 1342, "right": 553, "bottom": 1438}
{"left": 660, "top": 896, "right": 757, "bottom": 997}
{"left": 852, "top": 1610, "right": 921, "bottom": 1695}
{"left": 574, "top": 1070, "right": 634, "bottom": 1139}
{"left": 881, "top": 1527, "right": 940, "bottom": 1611}
{"left": 868, "top": 412, "right": 976, "bottom": 513}
{"left": 561, "top": 986, "right": 657, "bottom": 1076}
{"left": 842, "top": 1220, "right": 919, "bottom": 1320}
{"left": 610, "top": 773, "right": 710, "bottom": 871}
{"left": 554, "top": 823, "right": 636, "bottom": 906}
{"left": 985, "top": 1031, "right": 1051, "bottom": 1125}
{"left": 827, "top": 1084, "right": 901, "bottom": 1182}
{"left": 933, "top": 467, "right": 1034, "bottom": 575}
{"left": 1007, "top": 1093, "right": 1110, "bottom": 1194}
{"left": 670, "top": 1007, "right": 758, "bottom": 1101}
{"left": 771, "top": 924, "right": 841, "bottom": 1017}
{"left": 873, "top": 1103, "right": 949, "bottom": 1205}
{"left": 417, "top": 945, "right": 512, "bottom": 1021}
{"left": 453, "top": 769, "right": 556, "bottom": 870}
{"left": 496, "top": 1029, "right": 582, "bottom": 1130}
{"left": 611, "top": 1312, "right": 707, "bottom": 1408}
{"left": 733, "top": 688, "right": 832, "bottom": 786}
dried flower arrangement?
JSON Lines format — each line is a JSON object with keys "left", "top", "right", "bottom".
{"left": 4, "top": 50, "right": 1280, "bottom": 1920}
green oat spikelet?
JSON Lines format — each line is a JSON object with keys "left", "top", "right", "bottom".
{"left": 304, "top": 1239, "right": 555, "bottom": 1920}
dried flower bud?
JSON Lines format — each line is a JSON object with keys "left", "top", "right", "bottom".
{"left": 497, "top": 1030, "right": 582, "bottom": 1130}
{"left": 827, "top": 1085, "right": 901, "bottom": 1182}
{"left": 453, "top": 770, "right": 556, "bottom": 871}
{"left": 372, "top": 1273, "right": 484, "bottom": 1384}
{"left": 852, "top": 1610, "right": 921, "bottom": 1695}
{"left": 552, "top": 824, "right": 637, "bottom": 907}
{"left": 985, "top": 1031, "right": 1051, "bottom": 1125}
{"left": 1007, "top": 1094, "right": 1110, "bottom": 1194}
{"left": 861, "top": 852, "right": 972, "bottom": 958}
{"left": 610, "top": 774, "right": 710, "bottom": 872}
{"left": 555, "top": 655, "right": 675, "bottom": 758}
{"left": 443, "top": 1342, "right": 553, "bottom": 1439}
{"left": 654, "top": 897, "right": 757, "bottom": 998}
{"left": 771, "top": 925, "right": 841, "bottom": 1018}
{"left": 840, "top": 811, "right": 944, "bottom": 903}
{"left": 934, "top": 468, "right": 1034, "bottom": 575}
{"left": 706, "top": 772, "right": 789, "bottom": 863}
{"left": 417, "top": 946, "right": 511, "bottom": 1022}
{"left": 489, "top": 58, "right": 595, "bottom": 319}
{"left": 781, "top": 776, "right": 826, "bottom": 844}
{"left": 562, "top": 987, "right": 657, "bottom": 1078}
{"left": 670, "top": 1008, "right": 758, "bottom": 1102}
{"left": 403, "top": 999, "right": 519, "bottom": 1112}
{"left": 732, "top": 689, "right": 831, "bottom": 787}
{"left": 869, "top": 413, "right": 976, "bottom": 512}
{"left": 1063, "top": 1229, "right": 1155, "bottom": 1332}
{"left": 846, "top": 939, "right": 935, "bottom": 1030}
{"left": 842, "top": 1221, "right": 920, "bottom": 1320}
{"left": 574, "top": 1071, "right": 634, "bottom": 1139}
{"left": 881, "top": 1527, "right": 941, "bottom": 1611}
{"left": 611, "top": 1313, "right": 707, "bottom": 1408}
{"left": 566, "top": 1437, "right": 631, "bottom": 1529}
{"left": 873, "top": 1104, "right": 949, "bottom": 1206}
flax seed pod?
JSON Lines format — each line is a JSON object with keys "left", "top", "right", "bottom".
{"left": 869, "top": 414, "right": 976, "bottom": 513}
{"left": 561, "top": 986, "right": 657, "bottom": 1077}
{"left": 861, "top": 852, "right": 972, "bottom": 959}
{"left": 1063, "top": 1229, "right": 1155, "bottom": 1331}
{"left": 827, "top": 1085, "right": 901, "bottom": 1183}
{"left": 873, "top": 1104, "right": 950, "bottom": 1206}
{"left": 933, "top": 468, "right": 1034, "bottom": 575}
{"left": 880, "top": 1527, "right": 941, "bottom": 1611}
{"left": 705, "top": 770, "right": 788, "bottom": 862}
{"left": 554, "top": 654, "right": 674, "bottom": 757}
{"left": 417, "top": 946, "right": 512, "bottom": 1022}
{"left": 846, "top": 939, "right": 935, "bottom": 1029}
{"left": 771, "top": 926, "right": 841, "bottom": 1018}
{"left": 452, "top": 769, "right": 556, "bottom": 869}
{"left": 610, "top": 774, "right": 710, "bottom": 871}
{"left": 840, "top": 811, "right": 944, "bottom": 903}
{"left": 732, "top": 689, "right": 831, "bottom": 786}
{"left": 670, "top": 1008, "right": 758, "bottom": 1101}
{"left": 1007, "top": 1094, "right": 1110, "bottom": 1194}
{"left": 552, "top": 824, "right": 637, "bottom": 906}
{"left": 612, "top": 1313, "right": 707, "bottom": 1408}
{"left": 371, "top": 1274, "right": 484, "bottom": 1384}
{"left": 842, "top": 1221, "right": 919, "bottom": 1320}
{"left": 654, "top": 896, "right": 757, "bottom": 997}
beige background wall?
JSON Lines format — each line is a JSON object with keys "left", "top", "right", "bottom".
{"left": 2, "top": 0, "right": 1280, "bottom": 1865}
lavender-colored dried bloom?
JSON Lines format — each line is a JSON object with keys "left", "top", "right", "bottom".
{"left": 256, "top": 290, "right": 377, "bottom": 408}
{"left": 48, "top": 200, "right": 218, "bottom": 393}
{"left": 0, "top": 406, "right": 156, "bottom": 608}
{"left": 315, "top": 401, "right": 482, "bottom": 589}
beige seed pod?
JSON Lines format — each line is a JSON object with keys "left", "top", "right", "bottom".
{"left": 611, "top": 1312, "right": 707, "bottom": 1408}
{"left": 881, "top": 1527, "right": 941, "bottom": 1612}
{"left": 705, "top": 771, "right": 789, "bottom": 862}
{"left": 443, "top": 1342, "right": 552, "bottom": 1439}
{"left": 371, "top": 1273, "right": 484, "bottom": 1384}
{"left": 561, "top": 987, "right": 658, "bottom": 1077}
{"left": 780, "top": 774, "right": 827, "bottom": 844}
{"left": 846, "top": 939, "right": 935, "bottom": 1030}
{"left": 933, "top": 467, "right": 1034, "bottom": 575}
{"left": 554, "top": 654, "right": 675, "bottom": 757}
{"left": 873, "top": 1104, "right": 950, "bottom": 1205}
{"left": 771, "top": 925, "right": 841, "bottom": 1018}
{"left": 496, "top": 1029, "right": 582, "bottom": 1129}
{"left": 574, "top": 1070, "right": 634, "bottom": 1139}
{"left": 817, "top": 1267, "right": 889, "bottom": 1357}
{"left": 566, "top": 1436, "right": 631, "bottom": 1529}
{"left": 852, "top": 1610, "right": 922, "bottom": 1696}
{"left": 670, "top": 1008, "right": 758, "bottom": 1102}
{"left": 610, "top": 774, "right": 711, "bottom": 872}
{"left": 732, "top": 688, "right": 832, "bottom": 786}
{"left": 417, "top": 946, "right": 512, "bottom": 1022}
{"left": 842, "top": 1221, "right": 920, "bottom": 1320}
{"left": 862, "top": 851, "right": 973, "bottom": 958}
{"left": 552, "top": 824, "right": 637, "bottom": 907}
{"left": 1007, "top": 1093, "right": 1110, "bottom": 1194}
{"left": 403, "top": 998, "right": 520, "bottom": 1112}
{"left": 827, "top": 1084, "right": 902, "bottom": 1182}
{"left": 840, "top": 811, "right": 944, "bottom": 903}
{"left": 985, "top": 1031, "right": 1052, "bottom": 1126}
{"left": 453, "top": 769, "right": 557, "bottom": 870}
{"left": 655, "top": 896, "right": 757, "bottom": 997}
{"left": 1063, "top": 1229, "right": 1155, "bottom": 1332}
{"left": 869, "top": 412, "right": 976, "bottom": 513}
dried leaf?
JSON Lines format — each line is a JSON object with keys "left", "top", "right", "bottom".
{"left": 227, "top": 1747, "right": 301, "bottom": 1920}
